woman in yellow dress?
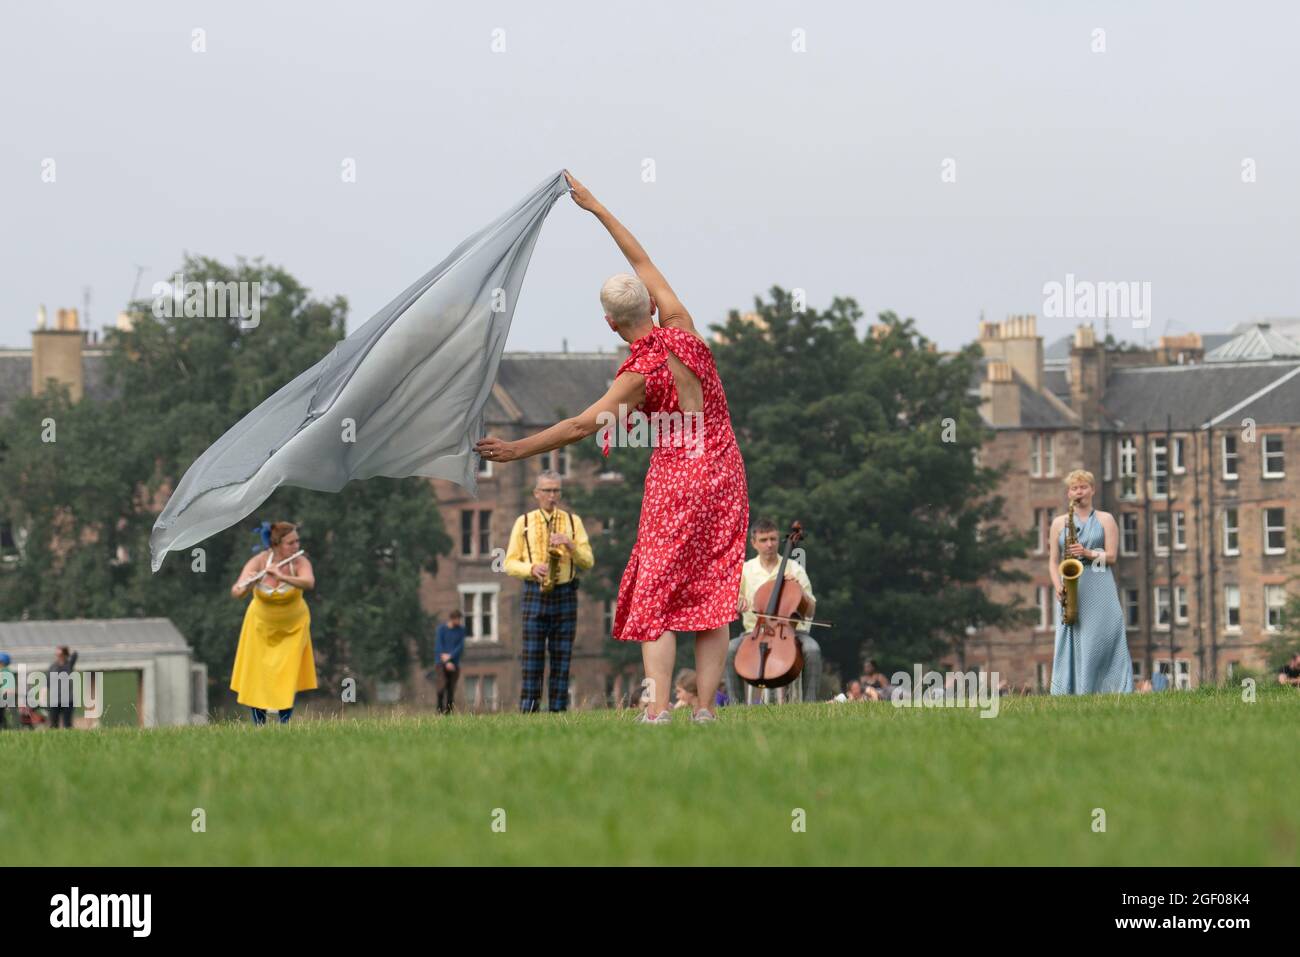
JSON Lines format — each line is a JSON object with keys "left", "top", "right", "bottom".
{"left": 230, "top": 521, "right": 317, "bottom": 724}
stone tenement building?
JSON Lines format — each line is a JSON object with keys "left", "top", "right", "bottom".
{"left": 972, "top": 315, "right": 1300, "bottom": 690}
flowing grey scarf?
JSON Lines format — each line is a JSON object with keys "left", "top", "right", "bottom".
{"left": 150, "top": 170, "right": 570, "bottom": 572}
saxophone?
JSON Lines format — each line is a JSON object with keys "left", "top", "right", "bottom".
{"left": 541, "top": 515, "right": 563, "bottom": 593}
{"left": 1058, "top": 496, "right": 1084, "bottom": 625}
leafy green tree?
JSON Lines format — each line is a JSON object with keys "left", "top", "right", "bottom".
{"left": 0, "top": 255, "right": 451, "bottom": 700}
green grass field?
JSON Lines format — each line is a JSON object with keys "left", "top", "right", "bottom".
{"left": 3, "top": 687, "right": 1296, "bottom": 866}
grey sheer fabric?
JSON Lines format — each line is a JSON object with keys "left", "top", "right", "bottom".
{"left": 150, "top": 170, "right": 571, "bottom": 572}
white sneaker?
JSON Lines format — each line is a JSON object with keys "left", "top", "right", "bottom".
{"left": 637, "top": 708, "right": 673, "bottom": 725}
{"left": 691, "top": 708, "right": 717, "bottom": 723}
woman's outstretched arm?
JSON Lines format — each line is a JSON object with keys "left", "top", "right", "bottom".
{"left": 564, "top": 171, "right": 697, "bottom": 336}
{"left": 474, "top": 372, "right": 645, "bottom": 463}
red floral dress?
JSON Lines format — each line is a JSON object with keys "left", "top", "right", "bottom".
{"left": 607, "top": 325, "right": 749, "bottom": 642}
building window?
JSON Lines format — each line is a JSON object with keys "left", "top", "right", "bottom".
{"left": 477, "top": 456, "right": 493, "bottom": 477}
{"left": 1156, "top": 659, "right": 1192, "bottom": 690}
{"left": 1173, "top": 511, "right": 1186, "bottom": 550}
{"left": 1032, "top": 508, "right": 1049, "bottom": 554}
{"left": 1265, "top": 585, "right": 1286, "bottom": 632}
{"left": 1224, "top": 585, "right": 1240, "bottom": 631}
{"left": 1222, "top": 435, "right": 1238, "bottom": 480}
{"left": 540, "top": 448, "right": 570, "bottom": 477}
{"left": 1153, "top": 514, "right": 1170, "bottom": 555}
{"left": 461, "top": 510, "right": 491, "bottom": 557}
{"left": 1044, "top": 434, "right": 1055, "bottom": 476}
{"left": 1264, "top": 508, "right": 1286, "bottom": 554}
{"left": 459, "top": 583, "right": 501, "bottom": 643}
{"left": 1262, "top": 434, "right": 1284, "bottom": 478}
{"left": 1124, "top": 588, "right": 1140, "bottom": 628}
{"left": 1175, "top": 585, "right": 1188, "bottom": 625}
{"left": 1131, "top": 658, "right": 1144, "bottom": 679}
{"left": 1154, "top": 587, "right": 1170, "bottom": 630}
{"left": 1119, "top": 437, "right": 1137, "bottom": 499}
{"left": 1036, "top": 586, "right": 1052, "bottom": 630}
{"left": 1102, "top": 437, "right": 1113, "bottom": 482}
{"left": 1173, "top": 436, "right": 1186, "bottom": 474}
{"left": 464, "top": 676, "right": 498, "bottom": 710}
{"left": 1121, "top": 513, "right": 1139, "bottom": 556}
{"left": 1150, "top": 437, "right": 1168, "bottom": 497}
{"left": 1029, "top": 435, "right": 1041, "bottom": 477}
{"left": 1223, "top": 509, "right": 1239, "bottom": 556}
{"left": 461, "top": 510, "right": 474, "bottom": 556}
{"left": 603, "top": 598, "right": 615, "bottom": 637}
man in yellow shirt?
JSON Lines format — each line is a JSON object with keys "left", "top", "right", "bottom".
{"left": 725, "top": 518, "right": 820, "bottom": 704}
{"left": 504, "top": 470, "right": 595, "bottom": 712}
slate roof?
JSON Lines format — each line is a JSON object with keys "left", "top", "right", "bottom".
{"left": 968, "top": 356, "right": 1078, "bottom": 430}
{"left": 1101, "top": 360, "right": 1300, "bottom": 430}
{"left": 0, "top": 618, "right": 191, "bottom": 654}
{"left": 491, "top": 352, "right": 622, "bottom": 426}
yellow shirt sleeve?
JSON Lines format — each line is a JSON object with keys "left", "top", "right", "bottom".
{"left": 504, "top": 514, "right": 534, "bottom": 580}
{"left": 569, "top": 513, "right": 595, "bottom": 571}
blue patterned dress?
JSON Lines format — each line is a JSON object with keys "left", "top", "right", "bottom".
{"left": 1050, "top": 510, "right": 1134, "bottom": 695}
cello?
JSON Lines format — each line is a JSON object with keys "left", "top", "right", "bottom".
{"left": 734, "top": 521, "right": 813, "bottom": 690}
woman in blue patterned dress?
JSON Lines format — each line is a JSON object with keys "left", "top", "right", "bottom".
{"left": 1049, "top": 469, "right": 1134, "bottom": 695}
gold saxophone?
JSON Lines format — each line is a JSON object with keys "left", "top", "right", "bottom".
{"left": 1058, "top": 496, "right": 1084, "bottom": 625}
{"left": 541, "top": 516, "right": 563, "bottom": 593}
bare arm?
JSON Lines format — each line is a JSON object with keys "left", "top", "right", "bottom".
{"left": 1093, "top": 512, "right": 1119, "bottom": 566}
{"left": 231, "top": 557, "right": 260, "bottom": 598}
{"left": 564, "top": 171, "right": 699, "bottom": 338}
{"left": 1048, "top": 515, "right": 1064, "bottom": 593}
{"left": 475, "top": 373, "right": 646, "bottom": 463}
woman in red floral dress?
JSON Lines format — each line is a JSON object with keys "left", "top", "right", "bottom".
{"left": 476, "top": 171, "right": 748, "bottom": 724}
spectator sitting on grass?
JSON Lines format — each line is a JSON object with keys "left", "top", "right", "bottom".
{"left": 1278, "top": 653, "right": 1300, "bottom": 687}
{"left": 861, "top": 659, "right": 890, "bottom": 692}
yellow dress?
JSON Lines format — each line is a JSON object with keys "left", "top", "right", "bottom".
{"left": 230, "top": 554, "right": 318, "bottom": 710}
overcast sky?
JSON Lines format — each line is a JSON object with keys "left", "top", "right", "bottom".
{"left": 3, "top": 0, "right": 1297, "bottom": 354}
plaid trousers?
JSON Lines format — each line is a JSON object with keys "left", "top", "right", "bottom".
{"left": 519, "top": 580, "right": 578, "bottom": 712}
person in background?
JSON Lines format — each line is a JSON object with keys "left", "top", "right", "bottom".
{"left": 1277, "top": 652, "right": 1300, "bottom": 687}
{"left": 673, "top": 668, "right": 700, "bottom": 711}
{"left": 47, "top": 646, "right": 79, "bottom": 729}
{"left": 0, "top": 652, "right": 14, "bottom": 730}
{"left": 432, "top": 610, "right": 467, "bottom": 714}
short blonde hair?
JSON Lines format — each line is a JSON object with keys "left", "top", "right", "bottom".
{"left": 600, "top": 273, "right": 651, "bottom": 327}
{"left": 1064, "top": 469, "right": 1095, "bottom": 489}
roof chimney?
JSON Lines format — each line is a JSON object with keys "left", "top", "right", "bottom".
{"left": 979, "top": 360, "right": 1021, "bottom": 426}
{"left": 32, "top": 305, "right": 86, "bottom": 401}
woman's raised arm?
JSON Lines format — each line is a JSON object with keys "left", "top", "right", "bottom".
{"left": 564, "top": 171, "right": 697, "bottom": 336}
